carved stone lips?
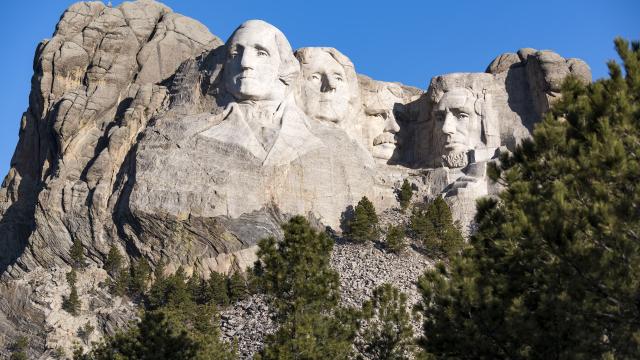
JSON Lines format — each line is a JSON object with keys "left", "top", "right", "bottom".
{"left": 373, "top": 131, "right": 397, "bottom": 146}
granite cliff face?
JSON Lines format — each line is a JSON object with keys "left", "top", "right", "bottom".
{"left": 0, "top": 1, "right": 591, "bottom": 357}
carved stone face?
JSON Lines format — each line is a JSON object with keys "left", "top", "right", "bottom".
{"left": 433, "top": 88, "right": 482, "bottom": 167}
{"left": 224, "top": 23, "right": 284, "bottom": 101}
{"left": 298, "top": 50, "right": 350, "bottom": 123}
{"left": 367, "top": 110, "right": 401, "bottom": 160}
{"left": 360, "top": 83, "right": 405, "bottom": 162}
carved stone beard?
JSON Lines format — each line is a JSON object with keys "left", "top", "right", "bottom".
{"left": 441, "top": 150, "right": 469, "bottom": 168}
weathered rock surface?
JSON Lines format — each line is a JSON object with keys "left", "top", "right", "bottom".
{"left": 0, "top": 0, "right": 219, "bottom": 355}
{"left": 0, "top": 1, "right": 591, "bottom": 357}
{"left": 220, "top": 208, "right": 431, "bottom": 359}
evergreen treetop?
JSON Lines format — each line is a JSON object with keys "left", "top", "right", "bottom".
{"left": 347, "top": 196, "right": 380, "bottom": 243}
{"left": 104, "top": 245, "right": 123, "bottom": 277}
{"left": 398, "top": 179, "right": 414, "bottom": 212}
{"left": 257, "top": 215, "right": 340, "bottom": 318}
{"left": 70, "top": 238, "right": 85, "bottom": 269}
{"left": 410, "top": 197, "right": 464, "bottom": 257}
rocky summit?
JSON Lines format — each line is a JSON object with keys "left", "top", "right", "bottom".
{"left": 0, "top": 1, "right": 591, "bottom": 357}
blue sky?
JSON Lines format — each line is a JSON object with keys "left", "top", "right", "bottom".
{"left": 0, "top": 0, "right": 638, "bottom": 178}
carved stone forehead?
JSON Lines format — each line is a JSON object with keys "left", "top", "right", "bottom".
{"left": 302, "top": 50, "right": 345, "bottom": 72}
{"left": 436, "top": 88, "right": 475, "bottom": 111}
{"left": 428, "top": 72, "right": 493, "bottom": 103}
{"left": 228, "top": 20, "right": 279, "bottom": 47}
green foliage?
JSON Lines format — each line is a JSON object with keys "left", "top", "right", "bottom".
{"left": 52, "top": 347, "right": 66, "bottom": 359}
{"left": 77, "top": 321, "right": 94, "bottom": 344}
{"left": 9, "top": 336, "right": 28, "bottom": 360}
{"left": 128, "top": 258, "right": 152, "bottom": 298}
{"left": 70, "top": 238, "right": 85, "bottom": 269}
{"left": 385, "top": 225, "right": 406, "bottom": 254}
{"left": 410, "top": 197, "right": 464, "bottom": 257}
{"left": 247, "top": 261, "right": 265, "bottom": 294}
{"left": 206, "top": 272, "right": 231, "bottom": 306}
{"left": 106, "top": 257, "right": 152, "bottom": 300}
{"left": 347, "top": 196, "right": 380, "bottom": 243}
{"left": 257, "top": 308, "right": 360, "bottom": 360}
{"left": 256, "top": 216, "right": 358, "bottom": 359}
{"left": 417, "top": 39, "right": 640, "bottom": 359}
{"left": 358, "top": 284, "right": 415, "bottom": 360}
{"left": 103, "top": 245, "right": 123, "bottom": 277}
{"left": 146, "top": 266, "right": 192, "bottom": 310}
{"left": 257, "top": 216, "right": 340, "bottom": 317}
{"left": 63, "top": 269, "right": 81, "bottom": 316}
{"left": 398, "top": 179, "right": 414, "bottom": 212}
{"left": 78, "top": 264, "right": 238, "bottom": 359}
{"left": 66, "top": 268, "right": 77, "bottom": 286}
{"left": 110, "top": 269, "right": 130, "bottom": 297}
{"left": 63, "top": 284, "right": 81, "bottom": 316}
{"left": 74, "top": 304, "right": 236, "bottom": 360}
{"left": 227, "top": 271, "right": 249, "bottom": 302}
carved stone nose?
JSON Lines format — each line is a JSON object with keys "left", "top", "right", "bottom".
{"left": 240, "top": 52, "right": 255, "bottom": 69}
{"left": 442, "top": 111, "right": 456, "bottom": 135}
{"left": 321, "top": 75, "right": 337, "bottom": 93}
{"left": 385, "top": 114, "right": 400, "bottom": 133}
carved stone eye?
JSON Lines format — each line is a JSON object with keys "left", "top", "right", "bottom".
{"left": 257, "top": 49, "right": 269, "bottom": 57}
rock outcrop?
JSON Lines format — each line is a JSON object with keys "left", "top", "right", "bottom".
{"left": 0, "top": 1, "right": 591, "bottom": 357}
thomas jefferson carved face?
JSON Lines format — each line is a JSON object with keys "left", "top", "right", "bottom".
{"left": 433, "top": 88, "right": 482, "bottom": 167}
{"left": 224, "top": 21, "right": 286, "bottom": 102}
{"left": 297, "top": 49, "right": 351, "bottom": 123}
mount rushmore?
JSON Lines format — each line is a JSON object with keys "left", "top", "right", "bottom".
{"left": 0, "top": 0, "right": 590, "bottom": 356}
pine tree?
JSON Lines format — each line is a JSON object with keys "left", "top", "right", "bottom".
{"left": 410, "top": 197, "right": 464, "bottom": 257}
{"left": 358, "top": 284, "right": 415, "bottom": 360}
{"left": 62, "top": 269, "right": 81, "bottom": 316}
{"left": 227, "top": 271, "right": 248, "bottom": 303}
{"left": 256, "top": 216, "right": 357, "bottom": 359}
{"left": 257, "top": 308, "right": 360, "bottom": 360}
{"left": 146, "top": 266, "right": 192, "bottom": 310}
{"left": 205, "top": 271, "right": 230, "bottom": 307}
{"left": 128, "top": 258, "right": 152, "bottom": 298}
{"left": 398, "top": 179, "right": 413, "bottom": 212}
{"left": 247, "top": 261, "right": 265, "bottom": 294}
{"left": 385, "top": 225, "right": 406, "bottom": 254}
{"left": 104, "top": 245, "right": 123, "bottom": 277}
{"left": 258, "top": 216, "right": 340, "bottom": 317}
{"left": 77, "top": 321, "right": 94, "bottom": 344}
{"left": 417, "top": 38, "right": 640, "bottom": 359}
{"left": 70, "top": 238, "right": 85, "bottom": 269}
{"left": 347, "top": 196, "right": 380, "bottom": 243}
{"left": 75, "top": 304, "right": 236, "bottom": 360}
{"left": 9, "top": 336, "right": 28, "bottom": 360}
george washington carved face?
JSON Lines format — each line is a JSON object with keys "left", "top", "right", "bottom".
{"left": 224, "top": 20, "right": 298, "bottom": 102}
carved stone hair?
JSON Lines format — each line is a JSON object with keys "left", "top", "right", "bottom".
{"left": 228, "top": 20, "right": 300, "bottom": 86}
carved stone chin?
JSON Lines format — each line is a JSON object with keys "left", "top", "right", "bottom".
{"left": 442, "top": 151, "right": 469, "bottom": 168}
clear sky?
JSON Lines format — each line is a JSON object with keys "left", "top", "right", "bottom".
{"left": 0, "top": 0, "right": 638, "bottom": 178}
